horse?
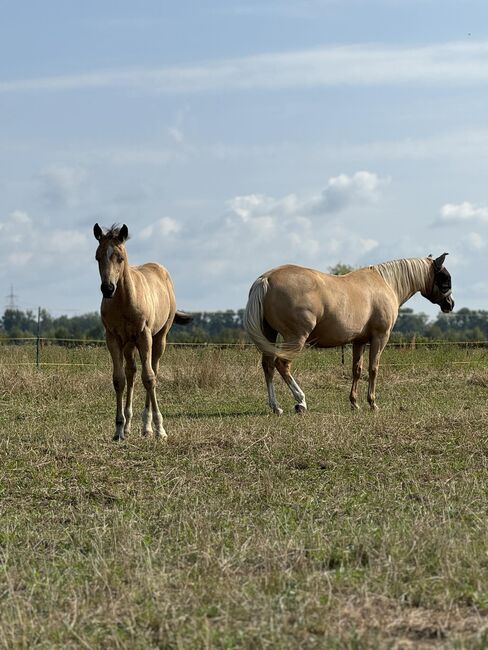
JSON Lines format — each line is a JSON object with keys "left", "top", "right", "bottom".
{"left": 244, "top": 254, "right": 454, "bottom": 414}
{"left": 93, "top": 223, "right": 192, "bottom": 441}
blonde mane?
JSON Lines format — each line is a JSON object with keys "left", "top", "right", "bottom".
{"left": 370, "top": 257, "right": 433, "bottom": 306}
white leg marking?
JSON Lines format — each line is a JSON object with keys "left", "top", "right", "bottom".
{"left": 289, "top": 376, "right": 307, "bottom": 410}
{"left": 142, "top": 407, "right": 154, "bottom": 436}
{"left": 152, "top": 409, "right": 167, "bottom": 439}
{"left": 124, "top": 407, "right": 133, "bottom": 433}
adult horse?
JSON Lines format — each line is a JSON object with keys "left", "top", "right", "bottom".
{"left": 244, "top": 254, "right": 454, "bottom": 414}
{"left": 93, "top": 223, "right": 191, "bottom": 441}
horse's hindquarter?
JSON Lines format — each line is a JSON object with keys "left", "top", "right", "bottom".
{"left": 132, "top": 263, "right": 176, "bottom": 334}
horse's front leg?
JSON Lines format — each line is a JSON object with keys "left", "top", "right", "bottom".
{"left": 137, "top": 328, "right": 167, "bottom": 439}
{"left": 367, "top": 335, "right": 389, "bottom": 410}
{"left": 106, "top": 334, "right": 126, "bottom": 441}
{"left": 349, "top": 342, "right": 365, "bottom": 410}
{"left": 123, "top": 343, "right": 137, "bottom": 436}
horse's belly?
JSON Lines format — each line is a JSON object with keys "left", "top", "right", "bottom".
{"left": 308, "top": 318, "right": 368, "bottom": 347}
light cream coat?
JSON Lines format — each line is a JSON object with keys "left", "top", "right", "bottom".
{"left": 244, "top": 255, "right": 453, "bottom": 413}
{"left": 94, "top": 223, "right": 191, "bottom": 440}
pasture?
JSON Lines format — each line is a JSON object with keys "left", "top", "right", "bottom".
{"left": 0, "top": 343, "right": 487, "bottom": 648}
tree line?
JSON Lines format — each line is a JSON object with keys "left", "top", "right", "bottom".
{"left": 0, "top": 306, "right": 487, "bottom": 343}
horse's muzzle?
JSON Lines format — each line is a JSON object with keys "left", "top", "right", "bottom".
{"left": 101, "top": 282, "right": 116, "bottom": 299}
{"left": 440, "top": 295, "right": 454, "bottom": 313}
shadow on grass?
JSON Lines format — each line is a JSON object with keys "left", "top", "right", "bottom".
{"left": 168, "top": 409, "right": 267, "bottom": 420}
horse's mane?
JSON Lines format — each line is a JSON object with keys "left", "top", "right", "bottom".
{"left": 103, "top": 224, "right": 130, "bottom": 241}
{"left": 369, "top": 257, "right": 432, "bottom": 304}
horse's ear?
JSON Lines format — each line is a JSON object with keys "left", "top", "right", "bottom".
{"left": 433, "top": 252, "right": 448, "bottom": 271}
{"left": 118, "top": 224, "right": 129, "bottom": 243}
{"left": 93, "top": 223, "right": 103, "bottom": 241}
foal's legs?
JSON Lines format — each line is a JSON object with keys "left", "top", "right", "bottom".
{"left": 261, "top": 353, "right": 283, "bottom": 415}
{"left": 275, "top": 357, "right": 307, "bottom": 414}
{"left": 367, "top": 335, "right": 389, "bottom": 410}
{"left": 349, "top": 342, "right": 365, "bottom": 410}
{"left": 138, "top": 327, "right": 167, "bottom": 439}
{"left": 123, "top": 343, "right": 137, "bottom": 436}
{"left": 106, "top": 333, "right": 126, "bottom": 441}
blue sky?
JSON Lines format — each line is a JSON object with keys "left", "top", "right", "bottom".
{"left": 1, "top": 0, "right": 487, "bottom": 316}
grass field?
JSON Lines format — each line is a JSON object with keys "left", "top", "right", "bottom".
{"left": 0, "top": 343, "right": 487, "bottom": 649}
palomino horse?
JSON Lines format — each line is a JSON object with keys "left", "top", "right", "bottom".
{"left": 244, "top": 254, "right": 454, "bottom": 414}
{"left": 93, "top": 223, "right": 191, "bottom": 440}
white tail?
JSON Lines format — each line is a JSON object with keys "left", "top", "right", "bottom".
{"left": 243, "top": 277, "right": 301, "bottom": 359}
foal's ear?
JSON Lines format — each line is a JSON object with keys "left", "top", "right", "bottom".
{"left": 93, "top": 223, "right": 103, "bottom": 241}
{"left": 433, "top": 252, "right": 448, "bottom": 271}
{"left": 118, "top": 224, "right": 129, "bottom": 243}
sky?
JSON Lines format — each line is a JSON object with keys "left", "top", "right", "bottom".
{"left": 1, "top": 0, "right": 488, "bottom": 318}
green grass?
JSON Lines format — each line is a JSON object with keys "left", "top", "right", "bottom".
{"left": 0, "top": 344, "right": 487, "bottom": 648}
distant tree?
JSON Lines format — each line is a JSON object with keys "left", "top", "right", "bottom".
{"left": 328, "top": 262, "right": 354, "bottom": 276}
{"left": 393, "top": 308, "right": 429, "bottom": 337}
{"left": 1, "top": 309, "right": 37, "bottom": 337}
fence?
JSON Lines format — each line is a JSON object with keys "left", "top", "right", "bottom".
{"left": 0, "top": 336, "right": 487, "bottom": 369}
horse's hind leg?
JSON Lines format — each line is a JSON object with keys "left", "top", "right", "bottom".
{"left": 349, "top": 342, "right": 365, "bottom": 410}
{"left": 262, "top": 354, "right": 283, "bottom": 416}
{"left": 275, "top": 357, "right": 307, "bottom": 414}
{"left": 260, "top": 321, "right": 284, "bottom": 415}
{"left": 367, "top": 335, "right": 389, "bottom": 410}
{"left": 138, "top": 328, "right": 167, "bottom": 439}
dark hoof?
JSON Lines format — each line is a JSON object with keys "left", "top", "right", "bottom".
{"left": 113, "top": 433, "right": 125, "bottom": 441}
{"left": 294, "top": 404, "right": 307, "bottom": 415}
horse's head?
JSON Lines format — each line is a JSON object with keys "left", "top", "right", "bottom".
{"left": 93, "top": 223, "right": 129, "bottom": 299}
{"left": 422, "top": 252, "right": 454, "bottom": 313}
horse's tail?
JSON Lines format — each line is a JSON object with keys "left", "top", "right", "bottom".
{"left": 174, "top": 310, "right": 193, "bottom": 325}
{"left": 244, "top": 277, "right": 301, "bottom": 359}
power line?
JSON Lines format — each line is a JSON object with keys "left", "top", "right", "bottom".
{"left": 5, "top": 285, "right": 18, "bottom": 310}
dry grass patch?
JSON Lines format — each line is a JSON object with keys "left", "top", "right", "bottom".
{"left": 0, "top": 345, "right": 487, "bottom": 648}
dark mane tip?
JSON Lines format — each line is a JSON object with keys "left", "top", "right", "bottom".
{"left": 104, "top": 223, "right": 130, "bottom": 241}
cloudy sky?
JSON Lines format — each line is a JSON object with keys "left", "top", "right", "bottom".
{"left": 1, "top": 0, "right": 487, "bottom": 317}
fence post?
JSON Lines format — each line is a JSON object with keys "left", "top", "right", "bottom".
{"left": 36, "top": 307, "right": 41, "bottom": 369}
{"left": 341, "top": 345, "right": 345, "bottom": 365}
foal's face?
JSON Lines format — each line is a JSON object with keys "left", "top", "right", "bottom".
{"left": 93, "top": 224, "right": 129, "bottom": 299}
{"left": 423, "top": 253, "right": 454, "bottom": 313}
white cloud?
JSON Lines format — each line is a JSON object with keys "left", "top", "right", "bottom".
{"left": 0, "top": 210, "right": 89, "bottom": 273}
{"left": 9, "top": 210, "right": 31, "bottom": 225}
{"left": 463, "top": 232, "right": 485, "bottom": 250}
{"left": 38, "top": 165, "right": 88, "bottom": 208}
{"left": 2, "top": 41, "right": 488, "bottom": 95}
{"left": 132, "top": 172, "right": 383, "bottom": 309}
{"left": 439, "top": 202, "right": 488, "bottom": 223}
{"left": 139, "top": 217, "right": 181, "bottom": 240}
{"left": 227, "top": 171, "right": 388, "bottom": 223}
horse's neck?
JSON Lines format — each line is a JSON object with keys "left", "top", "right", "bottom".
{"left": 116, "top": 262, "right": 138, "bottom": 308}
{"left": 373, "top": 258, "right": 432, "bottom": 306}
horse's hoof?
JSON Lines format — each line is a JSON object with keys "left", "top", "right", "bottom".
{"left": 155, "top": 430, "right": 168, "bottom": 440}
{"left": 113, "top": 433, "right": 124, "bottom": 441}
{"left": 294, "top": 404, "right": 307, "bottom": 415}
{"left": 350, "top": 402, "right": 360, "bottom": 411}
{"left": 273, "top": 407, "right": 284, "bottom": 416}
{"left": 370, "top": 403, "right": 379, "bottom": 412}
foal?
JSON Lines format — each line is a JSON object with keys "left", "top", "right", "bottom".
{"left": 94, "top": 223, "right": 191, "bottom": 440}
{"left": 244, "top": 254, "right": 454, "bottom": 414}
